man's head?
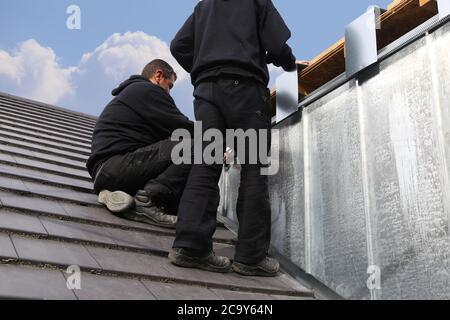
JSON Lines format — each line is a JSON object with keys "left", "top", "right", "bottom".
{"left": 142, "top": 59, "right": 177, "bottom": 93}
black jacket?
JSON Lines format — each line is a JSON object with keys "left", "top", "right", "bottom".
{"left": 86, "top": 76, "right": 194, "bottom": 177}
{"left": 170, "top": 0, "right": 296, "bottom": 86}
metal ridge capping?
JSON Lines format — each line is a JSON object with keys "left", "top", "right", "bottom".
{"left": 270, "top": 0, "right": 441, "bottom": 118}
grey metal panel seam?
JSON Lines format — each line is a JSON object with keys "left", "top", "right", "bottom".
{"left": 302, "top": 110, "right": 312, "bottom": 275}
{"left": 355, "top": 79, "right": 376, "bottom": 300}
{"left": 425, "top": 31, "right": 450, "bottom": 246}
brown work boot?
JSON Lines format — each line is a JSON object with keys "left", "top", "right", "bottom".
{"left": 169, "top": 248, "right": 232, "bottom": 273}
{"left": 232, "top": 257, "right": 280, "bottom": 277}
{"left": 123, "top": 190, "right": 177, "bottom": 229}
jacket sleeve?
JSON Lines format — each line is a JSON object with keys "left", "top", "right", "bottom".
{"left": 170, "top": 13, "right": 195, "bottom": 73}
{"left": 258, "top": 0, "right": 297, "bottom": 72}
{"left": 143, "top": 88, "right": 195, "bottom": 137}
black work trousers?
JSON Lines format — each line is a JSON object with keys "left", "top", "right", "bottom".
{"left": 93, "top": 139, "right": 192, "bottom": 215}
{"left": 174, "top": 77, "right": 272, "bottom": 265}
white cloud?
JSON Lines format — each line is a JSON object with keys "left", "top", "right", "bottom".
{"left": 0, "top": 39, "right": 75, "bottom": 104}
{"left": 0, "top": 51, "right": 20, "bottom": 80}
{"left": 66, "top": 31, "right": 193, "bottom": 117}
{"left": 0, "top": 32, "right": 193, "bottom": 117}
{"left": 78, "top": 31, "right": 188, "bottom": 82}
{"left": 0, "top": 33, "right": 284, "bottom": 119}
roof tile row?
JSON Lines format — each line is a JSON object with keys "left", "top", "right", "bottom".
{"left": 0, "top": 92, "right": 314, "bottom": 300}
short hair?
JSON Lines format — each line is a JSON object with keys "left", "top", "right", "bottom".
{"left": 142, "top": 59, "right": 177, "bottom": 80}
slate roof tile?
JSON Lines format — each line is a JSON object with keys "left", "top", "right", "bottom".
{"left": 0, "top": 92, "right": 313, "bottom": 300}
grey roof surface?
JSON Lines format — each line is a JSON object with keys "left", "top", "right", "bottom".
{"left": 0, "top": 92, "right": 314, "bottom": 300}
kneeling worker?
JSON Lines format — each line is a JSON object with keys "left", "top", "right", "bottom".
{"left": 86, "top": 59, "right": 194, "bottom": 229}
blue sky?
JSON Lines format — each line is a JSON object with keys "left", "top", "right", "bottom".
{"left": 0, "top": 0, "right": 392, "bottom": 118}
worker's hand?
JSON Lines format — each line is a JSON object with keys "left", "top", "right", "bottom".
{"left": 296, "top": 60, "right": 310, "bottom": 67}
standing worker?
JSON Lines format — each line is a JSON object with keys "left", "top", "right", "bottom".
{"left": 169, "top": 0, "right": 307, "bottom": 276}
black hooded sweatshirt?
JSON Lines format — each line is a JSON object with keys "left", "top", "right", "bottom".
{"left": 170, "top": 0, "right": 296, "bottom": 86}
{"left": 86, "top": 76, "right": 194, "bottom": 177}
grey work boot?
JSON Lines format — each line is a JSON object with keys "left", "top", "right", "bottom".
{"left": 232, "top": 257, "right": 280, "bottom": 277}
{"left": 123, "top": 190, "right": 177, "bottom": 229}
{"left": 98, "top": 190, "right": 135, "bottom": 213}
{"left": 168, "top": 248, "right": 232, "bottom": 273}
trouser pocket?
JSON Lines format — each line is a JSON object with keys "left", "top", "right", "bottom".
{"left": 93, "top": 155, "right": 123, "bottom": 193}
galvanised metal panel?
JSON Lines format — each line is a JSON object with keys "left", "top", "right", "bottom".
{"left": 269, "top": 112, "right": 306, "bottom": 270}
{"left": 359, "top": 24, "right": 450, "bottom": 299}
{"left": 275, "top": 71, "right": 299, "bottom": 123}
{"left": 432, "top": 22, "right": 450, "bottom": 200}
{"left": 304, "top": 80, "right": 370, "bottom": 299}
{"left": 219, "top": 19, "right": 450, "bottom": 300}
{"left": 430, "top": 20, "right": 450, "bottom": 299}
{"left": 345, "top": 7, "right": 380, "bottom": 78}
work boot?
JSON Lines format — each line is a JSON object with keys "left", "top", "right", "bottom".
{"left": 123, "top": 190, "right": 177, "bottom": 229}
{"left": 232, "top": 257, "right": 280, "bottom": 277}
{"left": 97, "top": 190, "right": 135, "bottom": 213}
{"left": 168, "top": 248, "right": 232, "bottom": 273}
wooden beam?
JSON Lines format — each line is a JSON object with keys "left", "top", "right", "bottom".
{"left": 377, "top": 0, "right": 438, "bottom": 50}
{"left": 388, "top": 0, "right": 406, "bottom": 10}
{"left": 388, "top": 0, "right": 435, "bottom": 10}
{"left": 298, "top": 39, "right": 345, "bottom": 96}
